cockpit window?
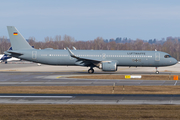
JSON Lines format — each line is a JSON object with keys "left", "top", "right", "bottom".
{"left": 164, "top": 55, "right": 171, "bottom": 58}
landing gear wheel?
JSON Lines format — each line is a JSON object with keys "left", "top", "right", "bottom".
{"left": 155, "top": 71, "right": 159, "bottom": 74}
{"left": 88, "top": 69, "right": 94, "bottom": 74}
{"left": 155, "top": 67, "right": 159, "bottom": 74}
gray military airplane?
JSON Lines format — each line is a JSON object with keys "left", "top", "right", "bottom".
{"left": 5, "top": 26, "right": 177, "bottom": 74}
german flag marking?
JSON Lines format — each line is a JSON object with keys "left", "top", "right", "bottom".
{"left": 13, "top": 32, "right": 18, "bottom": 35}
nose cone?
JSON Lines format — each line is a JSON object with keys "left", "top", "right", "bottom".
{"left": 171, "top": 58, "right": 178, "bottom": 65}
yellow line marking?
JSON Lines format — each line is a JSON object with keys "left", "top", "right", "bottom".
{"left": 0, "top": 70, "right": 20, "bottom": 71}
{"left": 125, "top": 75, "right": 131, "bottom": 79}
{"left": 56, "top": 76, "right": 62, "bottom": 78}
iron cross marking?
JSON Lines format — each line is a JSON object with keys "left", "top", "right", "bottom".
{"left": 132, "top": 59, "right": 141, "bottom": 62}
{"left": 134, "top": 59, "right": 138, "bottom": 62}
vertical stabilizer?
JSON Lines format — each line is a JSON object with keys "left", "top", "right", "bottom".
{"left": 7, "top": 26, "right": 33, "bottom": 50}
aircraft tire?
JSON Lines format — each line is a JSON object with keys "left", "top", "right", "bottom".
{"left": 155, "top": 71, "right": 159, "bottom": 74}
{"left": 88, "top": 69, "right": 94, "bottom": 74}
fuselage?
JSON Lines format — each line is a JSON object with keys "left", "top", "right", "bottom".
{"left": 14, "top": 49, "right": 177, "bottom": 67}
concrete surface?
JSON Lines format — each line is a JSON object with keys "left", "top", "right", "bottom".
{"left": 0, "top": 62, "right": 180, "bottom": 105}
{"left": 0, "top": 62, "right": 179, "bottom": 74}
{"left": 0, "top": 94, "right": 180, "bottom": 105}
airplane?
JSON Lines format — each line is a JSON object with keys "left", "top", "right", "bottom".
{"left": 4, "top": 26, "right": 177, "bottom": 74}
{"left": 0, "top": 47, "right": 20, "bottom": 64}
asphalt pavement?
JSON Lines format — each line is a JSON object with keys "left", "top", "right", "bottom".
{"left": 0, "top": 63, "right": 180, "bottom": 105}
{"left": 0, "top": 94, "right": 180, "bottom": 105}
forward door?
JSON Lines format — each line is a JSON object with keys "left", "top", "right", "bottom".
{"left": 155, "top": 52, "right": 160, "bottom": 61}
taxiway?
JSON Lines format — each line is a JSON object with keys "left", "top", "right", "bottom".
{"left": 0, "top": 62, "right": 179, "bottom": 104}
{"left": 0, "top": 94, "right": 180, "bottom": 105}
{"left": 0, "top": 72, "right": 179, "bottom": 86}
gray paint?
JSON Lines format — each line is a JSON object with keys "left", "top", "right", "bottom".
{"left": 7, "top": 26, "right": 33, "bottom": 50}
{"left": 5, "top": 26, "right": 177, "bottom": 72}
{"left": 16, "top": 49, "right": 177, "bottom": 67}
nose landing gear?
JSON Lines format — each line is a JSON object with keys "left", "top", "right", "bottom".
{"left": 155, "top": 67, "right": 159, "bottom": 74}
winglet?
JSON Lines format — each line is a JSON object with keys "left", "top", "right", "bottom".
{"left": 66, "top": 47, "right": 76, "bottom": 57}
{"left": 72, "top": 46, "right": 77, "bottom": 50}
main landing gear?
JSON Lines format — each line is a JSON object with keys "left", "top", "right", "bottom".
{"left": 88, "top": 68, "right": 94, "bottom": 74}
{"left": 155, "top": 67, "right": 159, "bottom": 74}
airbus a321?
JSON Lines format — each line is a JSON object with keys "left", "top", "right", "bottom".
{"left": 4, "top": 26, "right": 177, "bottom": 74}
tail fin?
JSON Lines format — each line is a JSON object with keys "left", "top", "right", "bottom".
{"left": 9, "top": 47, "right": 12, "bottom": 50}
{"left": 7, "top": 26, "right": 33, "bottom": 50}
{"left": 1, "top": 54, "right": 11, "bottom": 61}
{"left": 1, "top": 47, "right": 12, "bottom": 61}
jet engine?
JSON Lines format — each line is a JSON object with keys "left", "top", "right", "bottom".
{"left": 99, "top": 61, "right": 117, "bottom": 71}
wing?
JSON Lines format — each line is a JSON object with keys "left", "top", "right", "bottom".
{"left": 66, "top": 47, "right": 102, "bottom": 66}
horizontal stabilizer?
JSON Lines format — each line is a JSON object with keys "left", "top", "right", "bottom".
{"left": 5, "top": 51, "right": 23, "bottom": 56}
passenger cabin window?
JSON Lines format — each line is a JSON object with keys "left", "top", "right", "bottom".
{"left": 164, "top": 55, "right": 171, "bottom": 58}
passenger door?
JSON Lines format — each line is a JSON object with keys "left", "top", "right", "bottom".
{"left": 155, "top": 52, "right": 160, "bottom": 61}
{"left": 32, "top": 51, "right": 37, "bottom": 59}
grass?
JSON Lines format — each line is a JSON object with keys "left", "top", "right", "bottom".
{"left": 69, "top": 74, "right": 180, "bottom": 80}
{"left": 0, "top": 104, "right": 180, "bottom": 120}
{"left": 0, "top": 86, "right": 180, "bottom": 94}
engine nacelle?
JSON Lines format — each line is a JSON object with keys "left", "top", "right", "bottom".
{"left": 100, "top": 61, "right": 117, "bottom": 71}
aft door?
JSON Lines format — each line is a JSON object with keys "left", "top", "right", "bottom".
{"left": 32, "top": 51, "right": 37, "bottom": 59}
{"left": 155, "top": 52, "right": 160, "bottom": 61}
